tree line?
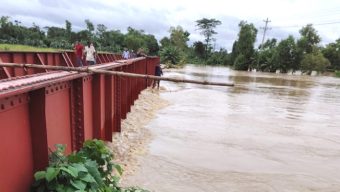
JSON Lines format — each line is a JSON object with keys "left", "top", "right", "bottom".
{"left": 1, "top": 15, "right": 339, "bottom": 72}
{"left": 160, "top": 19, "right": 340, "bottom": 73}
{"left": 0, "top": 16, "right": 159, "bottom": 55}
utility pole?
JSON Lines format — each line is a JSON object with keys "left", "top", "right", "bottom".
{"left": 260, "top": 18, "right": 271, "bottom": 47}
{"left": 256, "top": 18, "right": 271, "bottom": 71}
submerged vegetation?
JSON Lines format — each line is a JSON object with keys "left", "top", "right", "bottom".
{"left": 1, "top": 15, "right": 340, "bottom": 74}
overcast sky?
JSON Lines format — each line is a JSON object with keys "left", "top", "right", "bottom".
{"left": 1, "top": 0, "right": 340, "bottom": 51}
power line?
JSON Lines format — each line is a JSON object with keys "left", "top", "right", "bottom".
{"left": 271, "top": 21, "right": 340, "bottom": 29}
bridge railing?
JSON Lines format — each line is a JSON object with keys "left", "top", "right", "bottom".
{"left": 0, "top": 51, "right": 159, "bottom": 192}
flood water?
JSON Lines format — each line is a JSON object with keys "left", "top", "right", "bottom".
{"left": 123, "top": 65, "right": 340, "bottom": 192}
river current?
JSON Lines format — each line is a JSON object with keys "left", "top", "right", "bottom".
{"left": 123, "top": 64, "right": 340, "bottom": 192}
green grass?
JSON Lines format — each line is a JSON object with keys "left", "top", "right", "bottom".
{"left": 335, "top": 71, "right": 340, "bottom": 78}
{"left": 0, "top": 44, "right": 61, "bottom": 52}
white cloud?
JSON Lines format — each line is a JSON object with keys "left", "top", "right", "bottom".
{"left": 0, "top": 0, "right": 340, "bottom": 51}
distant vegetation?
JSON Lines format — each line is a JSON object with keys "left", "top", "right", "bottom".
{"left": 1, "top": 15, "right": 340, "bottom": 73}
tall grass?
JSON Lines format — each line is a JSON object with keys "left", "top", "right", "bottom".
{"left": 0, "top": 44, "right": 60, "bottom": 52}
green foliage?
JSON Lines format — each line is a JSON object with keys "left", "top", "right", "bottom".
{"left": 234, "top": 54, "right": 247, "bottom": 70}
{"left": 160, "top": 46, "right": 181, "bottom": 65}
{"left": 31, "top": 139, "right": 149, "bottom": 192}
{"left": 206, "top": 49, "right": 230, "bottom": 65}
{"left": 193, "top": 41, "right": 205, "bottom": 59}
{"left": 196, "top": 18, "right": 221, "bottom": 58}
{"left": 0, "top": 44, "right": 59, "bottom": 52}
{"left": 169, "top": 26, "right": 190, "bottom": 52}
{"left": 273, "top": 36, "right": 299, "bottom": 72}
{"left": 335, "top": 71, "right": 340, "bottom": 77}
{"left": 322, "top": 39, "right": 340, "bottom": 70}
{"left": 300, "top": 52, "right": 330, "bottom": 74}
{"left": 257, "top": 38, "right": 278, "bottom": 72}
{"left": 0, "top": 16, "right": 158, "bottom": 55}
{"left": 232, "top": 21, "right": 258, "bottom": 70}
{"left": 297, "top": 24, "right": 321, "bottom": 54}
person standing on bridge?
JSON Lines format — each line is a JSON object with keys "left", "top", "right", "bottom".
{"left": 152, "top": 63, "right": 163, "bottom": 89}
{"left": 122, "top": 48, "right": 130, "bottom": 59}
{"left": 84, "top": 42, "right": 96, "bottom": 65}
{"left": 74, "top": 41, "right": 84, "bottom": 67}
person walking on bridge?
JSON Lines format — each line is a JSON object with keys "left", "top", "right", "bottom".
{"left": 84, "top": 42, "right": 96, "bottom": 65}
{"left": 152, "top": 64, "right": 163, "bottom": 89}
{"left": 74, "top": 41, "right": 84, "bottom": 67}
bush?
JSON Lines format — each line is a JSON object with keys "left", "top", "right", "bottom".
{"left": 335, "top": 71, "right": 340, "bottom": 78}
{"left": 300, "top": 52, "right": 330, "bottom": 74}
{"left": 233, "top": 54, "right": 248, "bottom": 70}
{"left": 31, "top": 139, "right": 149, "bottom": 192}
{"left": 160, "top": 46, "right": 181, "bottom": 65}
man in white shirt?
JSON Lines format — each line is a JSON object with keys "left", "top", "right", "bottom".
{"left": 122, "top": 48, "right": 130, "bottom": 59}
{"left": 84, "top": 42, "right": 96, "bottom": 65}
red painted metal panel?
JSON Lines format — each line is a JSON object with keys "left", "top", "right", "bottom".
{"left": 92, "top": 74, "right": 106, "bottom": 139}
{"left": 126, "top": 64, "right": 132, "bottom": 113}
{"left": 12, "top": 53, "right": 26, "bottom": 77}
{"left": 0, "top": 94, "right": 34, "bottom": 192}
{"left": 114, "top": 75, "right": 121, "bottom": 132}
{"left": 25, "top": 53, "right": 38, "bottom": 75}
{"left": 83, "top": 76, "right": 94, "bottom": 140}
{"left": 45, "top": 83, "right": 73, "bottom": 154}
{"left": 29, "top": 88, "right": 49, "bottom": 171}
{"left": 120, "top": 66, "right": 127, "bottom": 119}
{"left": 104, "top": 75, "right": 114, "bottom": 141}
{"left": 70, "top": 78, "right": 85, "bottom": 150}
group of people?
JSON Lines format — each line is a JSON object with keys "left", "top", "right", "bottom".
{"left": 75, "top": 41, "right": 149, "bottom": 67}
{"left": 122, "top": 48, "right": 147, "bottom": 59}
{"left": 74, "top": 41, "right": 96, "bottom": 67}
{"left": 74, "top": 41, "right": 163, "bottom": 89}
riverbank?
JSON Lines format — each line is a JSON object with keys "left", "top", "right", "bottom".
{"left": 107, "top": 88, "right": 169, "bottom": 177}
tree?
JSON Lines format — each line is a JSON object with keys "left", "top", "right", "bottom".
{"left": 274, "top": 35, "right": 298, "bottom": 72}
{"left": 193, "top": 41, "right": 205, "bottom": 58}
{"left": 196, "top": 18, "right": 221, "bottom": 57}
{"left": 143, "top": 34, "right": 159, "bottom": 55}
{"left": 297, "top": 24, "right": 321, "bottom": 54}
{"left": 160, "top": 37, "right": 171, "bottom": 48}
{"left": 300, "top": 52, "right": 330, "bottom": 74}
{"left": 231, "top": 21, "right": 258, "bottom": 70}
{"left": 96, "top": 24, "right": 107, "bottom": 36}
{"left": 85, "top": 19, "right": 94, "bottom": 33}
{"left": 160, "top": 46, "right": 181, "bottom": 65}
{"left": 257, "top": 38, "right": 278, "bottom": 72}
{"left": 65, "top": 20, "right": 71, "bottom": 35}
{"left": 322, "top": 39, "right": 340, "bottom": 70}
{"left": 169, "top": 26, "right": 190, "bottom": 52}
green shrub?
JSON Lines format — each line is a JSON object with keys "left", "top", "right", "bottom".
{"left": 335, "top": 71, "right": 340, "bottom": 77}
{"left": 31, "top": 139, "right": 149, "bottom": 192}
{"left": 160, "top": 46, "right": 181, "bottom": 65}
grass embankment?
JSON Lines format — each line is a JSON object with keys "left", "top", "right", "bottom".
{"left": 0, "top": 44, "right": 61, "bottom": 52}
{"left": 0, "top": 44, "right": 112, "bottom": 54}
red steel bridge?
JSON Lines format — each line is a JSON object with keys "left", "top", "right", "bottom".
{"left": 0, "top": 51, "right": 159, "bottom": 191}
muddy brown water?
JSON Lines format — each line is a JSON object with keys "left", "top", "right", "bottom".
{"left": 122, "top": 65, "right": 340, "bottom": 192}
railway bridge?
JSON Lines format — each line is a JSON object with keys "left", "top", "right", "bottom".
{"left": 0, "top": 51, "right": 158, "bottom": 191}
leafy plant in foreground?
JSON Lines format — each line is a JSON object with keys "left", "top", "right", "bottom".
{"left": 31, "top": 139, "right": 148, "bottom": 192}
